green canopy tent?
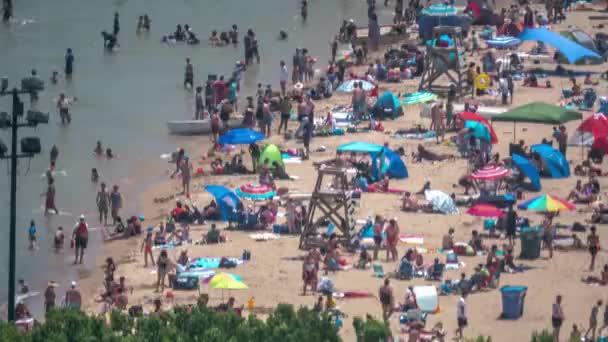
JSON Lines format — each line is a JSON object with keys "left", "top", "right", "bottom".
{"left": 491, "top": 102, "right": 582, "bottom": 141}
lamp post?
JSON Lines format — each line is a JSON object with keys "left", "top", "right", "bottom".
{"left": 0, "top": 82, "right": 48, "bottom": 321}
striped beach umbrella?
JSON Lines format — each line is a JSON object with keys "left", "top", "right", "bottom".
{"left": 235, "top": 183, "right": 275, "bottom": 201}
{"left": 336, "top": 79, "right": 375, "bottom": 93}
{"left": 485, "top": 36, "right": 522, "bottom": 49}
{"left": 401, "top": 91, "right": 437, "bottom": 105}
{"left": 469, "top": 166, "right": 511, "bottom": 180}
{"left": 466, "top": 204, "right": 504, "bottom": 218}
{"left": 422, "top": 3, "right": 457, "bottom": 16}
{"left": 517, "top": 194, "right": 576, "bottom": 212}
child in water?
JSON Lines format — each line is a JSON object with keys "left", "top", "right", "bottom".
{"left": 106, "top": 148, "right": 114, "bottom": 159}
{"left": 28, "top": 220, "right": 37, "bottom": 250}
{"left": 54, "top": 227, "right": 65, "bottom": 252}
{"left": 91, "top": 168, "right": 99, "bottom": 183}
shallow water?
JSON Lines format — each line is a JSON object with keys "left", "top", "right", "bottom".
{"left": 0, "top": 0, "right": 392, "bottom": 317}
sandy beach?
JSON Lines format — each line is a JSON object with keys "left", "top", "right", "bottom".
{"left": 65, "top": 4, "right": 608, "bottom": 342}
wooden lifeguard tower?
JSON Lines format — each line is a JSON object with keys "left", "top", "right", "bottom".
{"left": 418, "top": 26, "right": 469, "bottom": 98}
{"left": 299, "top": 168, "right": 357, "bottom": 250}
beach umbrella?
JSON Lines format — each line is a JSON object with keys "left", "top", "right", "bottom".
{"left": 235, "top": 183, "right": 275, "bottom": 200}
{"left": 591, "top": 136, "right": 608, "bottom": 155}
{"left": 208, "top": 273, "right": 248, "bottom": 290}
{"left": 517, "top": 194, "right": 575, "bottom": 212}
{"left": 464, "top": 120, "right": 492, "bottom": 143}
{"left": 469, "top": 165, "right": 511, "bottom": 180}
{"left": 458, "top": 111, "right": 498, "bottom": 143}
{"left": 424, "top": 190, "right": 458, "bottom": 215}
{"left": 578, "top": 113, "right": 608, "bottom": 139}
{"left": 422, "top": 3, "right": 457, "bottom": 16}
{"left": 402, "top": 91, "right": 437, "bottom": 105}
{"left": 218, "top": 128, "right": 264, "bottom": 145}
{"left": 336, "top": 80, "right": 374, "bottom": 92}
{"left": 486, "top": 36, "right": 522, "bottom": 49}
{"left": 511, "top": 154, "right": 541, "bottom": 191}
{"left": 466, "top": 204, "right": 504, "bottom": 217}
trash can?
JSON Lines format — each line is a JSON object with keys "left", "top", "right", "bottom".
{"left": 520, "top": 226, "right": 542, "bottom": 259}
{"left": 500, "top": 286, "right": 527, "bottom": 319}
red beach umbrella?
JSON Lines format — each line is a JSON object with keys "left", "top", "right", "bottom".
{"left": 592, "top": 136, "right": 608, "bottom": 155}
{"left": 578, "top": 113, "right": 608, "bottom": 139}
{"left": 469, "top": 165, "right": 511, "bottom": 180}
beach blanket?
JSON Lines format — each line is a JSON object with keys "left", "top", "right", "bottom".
{"left": 445, "top": 262, "right": 466, "bottom": 270}
{"left": 333, "top": 291, "right": 375, "bottom": 299}
{"left": 399, "top": 235, "right": 424, "bottom": 245}
{"left": 188, "top": 258, "right": 244, "bottom": 270}
{"left": 176, "top": 269, "right": 216, "bottom": 279}
{"left": 249, "top": 233, "right": 280, "bottom": 241}
{"left": 393, "top": 131, "right": 437, "bottom": 140}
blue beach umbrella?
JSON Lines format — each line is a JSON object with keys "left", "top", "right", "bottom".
{"left": 336, "top": 80, "right": 374, "bottom": 93}
{"left": 402, "top": 91, "right": 437, "bottom": 105}
{"left": 218, "top": 128, "right": 264, "bottom": 145}
{"left": 422, "top": 3, "right": 457, "bottom": 16}
{"left": 511, "top": 154, "right": 541, "bottom": 191}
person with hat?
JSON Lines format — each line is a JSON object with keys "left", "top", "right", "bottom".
{"left": 64, "top": 281, "right": 82, "bottom": 309}
{"left": 72, "top": 215, "right": 89, "bottom": 264}
{"left": 44, "top": 281, "right": 57, "bottom": 314}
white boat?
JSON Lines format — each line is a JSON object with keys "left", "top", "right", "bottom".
{"left": 167, "top": 118, "right": 243, "bottom": 135}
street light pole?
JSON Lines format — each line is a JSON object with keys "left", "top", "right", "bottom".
{"left": 8, "top": 89, "right": 19, "bottom": 322}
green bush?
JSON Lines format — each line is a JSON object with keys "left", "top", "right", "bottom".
{"left": 0, "top": 304, "right": 342, "bottom": 342}
{"left": 353, "top": 315, "right": 390, "bottom": 342}
{"left": 465, "top": 336, "right": 492, "bottom": 342}
{"left": 530, "top": 329, "right": 553, "bottom": 342}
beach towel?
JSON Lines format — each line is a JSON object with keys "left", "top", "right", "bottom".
{"left": 333, "top": 291, "right": 375, "bottom": 299}
{"left": 399, "top": 235, "right": 424, "bottom": 245}
{"left": 249, "top": 233, "right": 280, "bottom": 241}
{"left": 372, "top": 264, "right": 385, "bottom": 277}
{"left": 188, "top": 257, "right": 244, "bottom": 270}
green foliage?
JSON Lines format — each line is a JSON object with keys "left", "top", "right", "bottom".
{"left": 0, "top": 304, "right": 343, "bottom": 342}
{"left": 530, "top": 329, "right": 554, "bottom": 342}
{"left": 465, "top": 336, "right": 492, "bottom": 342}
{"left": 353, "top": 315, "right": 390, "bottom": 342}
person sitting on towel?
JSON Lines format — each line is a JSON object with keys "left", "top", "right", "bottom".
{"left": 271, "top": 161, "right": 290, "bottom": 180}
{"left": 582, "top": 264, "right": 608, "bottom": 285}
{"left": 469, "top": 230, "right": 485, "bottom": 253}
{"left": 413, "top": 254, "right": 425, "bottom": 275}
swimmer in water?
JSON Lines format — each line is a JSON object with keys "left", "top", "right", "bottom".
{"left": 301, "top": 0, "right": 308, "bottom": 21}
{"left": 54, "top": 227, "right": 65, "bottom": 252}
{"left": 101, "top": 31, "right": 118, "bottom": 51}
{"left": 229, "top": 24, "right": 238, "bottom": 45}
{"left": 136, "top": 15, "right": 144, "bottom": 33}
{"left": 209, "top": 30, "right": 220, "bottom": 46}
{"left": 94, "top": 141, "right": 103, "bottom": 156}
{"left": 50, "top": 144, "right": 59, "bottom": 164}
{"left": 143, "top": 15, "right": 151, "bottom": 31}
{"left": 220, "top": 31, "right": 230, "bottom": 45}
{"left": 50, "top": 70, "right": 59, "bottom": 84}
{"left": 279, "top": 30, "right": 288, "bottom": 40}
{"left": 91, "top": 168, "right": 99, "bottom": 183}
{"left": 106, "top": 148, "right": 114, "bottom": 159}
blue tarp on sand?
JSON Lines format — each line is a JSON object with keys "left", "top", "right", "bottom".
{"left": 518, "top": 28, "right": 601, "bottom": 64}
{"left": 204, "top": 185, "right": 241, "bottom": 221}
{"left": 530, "top": 144, "right": 570, "bottom": 179}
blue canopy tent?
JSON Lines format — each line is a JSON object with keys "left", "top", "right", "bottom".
{"left": 372, "top": 92, "right": 403, "bottom": 119}
{"left": 204, "top": 185, "right": 241, "bottom": 221}
{"left": 337, "top": 142, "right": 408, "bottom": 180}
{"left": 511, "top": 154, "right": 541, "bottom": 191}
{"left": 518, "top": 28, "right": 601, "bottom": 64}
{"left": 530, "top": 144, "right": 570, "bottom": 178}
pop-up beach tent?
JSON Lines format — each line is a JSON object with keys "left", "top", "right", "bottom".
{"left": 372, "top": 92, "right": 403, "bottom": 119}
{"left": 337, "top": 142, "right": 408, "bottom": 180}
{"left": 258, "top": 144, "right": 284, "bottom": 168}
{"left": 518, "top": 27, "right": 601, "bottom": 64}
{"left": 511, "top": 154, "right": 541, "bottom": 191}
{"left": 530, "top": 144, "right": 570, "bottom": 179}
{"left": 204, "top": 185, "right": 241, "bottom": 221}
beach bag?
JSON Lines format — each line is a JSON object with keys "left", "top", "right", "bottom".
{"left": 219, "top": 257, "right": 237, "bottom": 268}
{"left": 242, "top": 250, "right": 251, "bottom": 261}
{"left": 173, "top": 275, "right": 199, "bottom": 290}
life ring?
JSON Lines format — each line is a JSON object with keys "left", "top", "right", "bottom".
{"left": 475, "top": 73, "right": 490, "bottom": 90}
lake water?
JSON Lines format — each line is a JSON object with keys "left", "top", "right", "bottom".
{"left": 0, "top": 0, "right": 392, "bottom": 318}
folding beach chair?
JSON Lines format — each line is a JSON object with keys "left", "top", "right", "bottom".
{"left": 372, "top": 264, "right": 385, "bottom": 278}
{"left": 397, "top": 260, "right": 414, "bottom": 280}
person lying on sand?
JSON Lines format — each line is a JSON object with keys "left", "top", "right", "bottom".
{"left": 401, "top": 192, "right": 433, "bottom": 212}
{"left": 413, "top": 144, "right": 455, "bottom": 162}
{"left": 581, "top": 264, "right": 608, "bottom": 286}
{"left": 574, "top": 160, "right": 607, "bottom": 177}
{"left": 567, "top": 179, "right": 596, "bottom": 204}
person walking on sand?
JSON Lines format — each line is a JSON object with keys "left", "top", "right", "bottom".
{"left": 141, "top": 231, "right": 155, "bottom": 268}
{"left": 385, "top": 218, "right": 399, "bottom": 262}
{"left": 96, "top": 182, "right": 110, "bottom": 226}
{"left": 72, "top": 215, "right": 89, "bottom": 264}
{"left": 110, "top": 185, "right": 123, "bottom": 224}
{"left": 180, "top": 156, "right": 191, "bottom": 198}
{"left": 587, "top": 225, "right": 600, "bottom": 271}
{"left": 302, "top": 253, "right": 317, "bottom": 295}
{"left": 599, "top": 302, "right": 608, "bottom": 338}
{"left": 542, "top": 213, "right": 554, "bottom": 259}
{"left": 156, "top": 249, "right": 172, "bottom": 292}
{"left": 552, "top": 295, "right": 565, "bottom": 342}
{"left": 373, "top": 215, "right": 384, "bottom": 260}
{"left": 379, "top": 278, "right": 394, "bottom": 321}
{"left": 455, "top": 292, "right": 468, "bottom": 340}
{"left": 585, "top": 300, "right": 602, "bottom": 341}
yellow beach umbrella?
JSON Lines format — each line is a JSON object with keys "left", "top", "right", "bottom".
{"left": 208, "top": 273, "right": 248, "bottom": 290}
